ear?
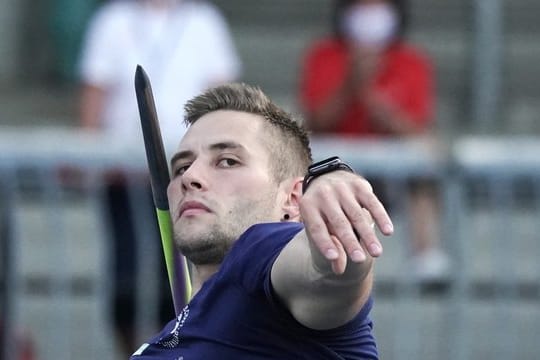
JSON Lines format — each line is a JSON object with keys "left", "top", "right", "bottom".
{"left": 280, "top": 176, "right": 304, "bottom": 221}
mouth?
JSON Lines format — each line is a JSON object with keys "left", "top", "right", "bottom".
{"left": 178, "top": 200, "right": 211, "bottom": 218}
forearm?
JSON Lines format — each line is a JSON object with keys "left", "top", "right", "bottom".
{"left": 272, "top": 230, "right": 374, "bottom": 329}
{"left": 300, "top": 269, "right": 373, "bottom": 330}
{"left": 367, "top": 95, "right": 429, "bottom": 136}
{"left": 374, "top": 111, "right": 424, "bottom": 135}
{"left": 79, "top": 84, "right": 106, "bottom": 130}
{"left": 272, "top": 167, "right": 391, "bottom": 330}
{"left": 306, "top": 63, "right": 372, "bottom": 133}
{"left": 306, "top": 84, "right": 357, "bottom": 132}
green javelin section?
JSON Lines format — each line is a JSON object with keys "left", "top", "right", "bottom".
{"left": 156, "top": 208, "right": 175, "bottom": 290}
{"left": 155, "top": 208, "right": 192, "bottom": 305}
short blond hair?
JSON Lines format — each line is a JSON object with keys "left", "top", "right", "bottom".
{"left": 184, "top": 83, "right": 312, "bottom": 182}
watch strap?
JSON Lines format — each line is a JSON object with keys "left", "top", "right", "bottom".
{"left": 302, "top": 156, "right": 354, "bottom": 194}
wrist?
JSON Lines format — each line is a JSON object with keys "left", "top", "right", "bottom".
{"left": 302, "top": 156, "right": 355, "bottom": 194}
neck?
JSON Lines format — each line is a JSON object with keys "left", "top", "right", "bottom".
{"left": 190, "top": 263, "right": 221, "bottom": 296}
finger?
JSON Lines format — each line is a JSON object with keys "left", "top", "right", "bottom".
{"left": 334, "top": 200, "right": 382, "bottom": 262}
{"left": 351, "top": 208, "right": 382, "bottom": 258}
{"left": 329, "top": 235, "right": 347, "bottom": 275}
{"left": 339, "top": 191, "right": 382, "bottom": 258}
{"left": 325, "top": 208, "right": 367, "bottom": 263}
{"left": 301, "top": 200, "right": 339, "bottom": 261}
{"left": 353, "top": 179, "right": 394, "bottom": 235}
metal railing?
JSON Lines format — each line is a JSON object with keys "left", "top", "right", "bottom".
{"left": 1, "top": 128, "right": 539, "bottom": 360}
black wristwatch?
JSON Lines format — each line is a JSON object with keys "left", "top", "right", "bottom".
{"left": 302, "top": 156, "right": 355, "bottom": 194}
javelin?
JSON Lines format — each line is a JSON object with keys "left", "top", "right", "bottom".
{"left": 134, "top": 65, "right": 191, "bottom": 315}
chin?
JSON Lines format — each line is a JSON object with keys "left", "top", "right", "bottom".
{"left": 175, "top": 226, "right": 211, "bottom": 246}
{"left": 177, "top": 216, "right": 210, "bottom": 232}
{"left": 175, "top": 232, "right": 231, "bottom": 266}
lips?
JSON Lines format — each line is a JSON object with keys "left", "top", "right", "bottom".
{"left": 178, "top": 200, "right": 211, "bottom": 218}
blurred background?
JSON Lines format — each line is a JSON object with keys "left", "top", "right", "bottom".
{"left": 1, "top": 0, "right": 539, "bottom": 359}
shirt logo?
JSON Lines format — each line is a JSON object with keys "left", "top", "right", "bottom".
{"left": 159, "top": 305, "right": 190, "bottom": 348}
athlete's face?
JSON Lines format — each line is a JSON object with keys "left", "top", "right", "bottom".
{"left": 167, "top": 110, "right": 285, "bottom": 265}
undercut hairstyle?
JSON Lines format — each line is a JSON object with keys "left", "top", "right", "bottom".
{"left": 183, "top": 83, "right": 313, "bottom": 182}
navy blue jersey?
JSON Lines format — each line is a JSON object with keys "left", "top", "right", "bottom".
{"left": 131, "top": 222, "right": 378, "bottom": 359}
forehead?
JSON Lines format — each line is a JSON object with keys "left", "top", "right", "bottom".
{"left": 177, "top": 110, "right": 269, "bottom": 154}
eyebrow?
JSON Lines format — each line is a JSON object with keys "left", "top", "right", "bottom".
{"left": 170, "top": 141, "right": 246, "bottom": 169}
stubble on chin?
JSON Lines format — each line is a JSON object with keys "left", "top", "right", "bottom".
{"left": 174, "top": 223, "right": 235, "bottom": 265}
{"left": 174, "top": 190, "right": 279, "bottom": 265}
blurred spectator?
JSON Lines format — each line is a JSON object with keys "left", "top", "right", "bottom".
{"left": 48, "top": 0, "right": 102, "bottom": 82}
{"left": 299, "top": 0, "right": 449, "bottom": 281}
{"left": 77, "top": 0, "right": 241, "bottom": 356}
{"left": 79, "top": 0, "right": 241, "bottom": 154}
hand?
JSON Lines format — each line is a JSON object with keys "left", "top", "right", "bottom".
{"left": 365, "top": 91, "right": 421, "bottom": 135}
{"left": 348, "top": 44, "right": 380, "bottom": 86}
{"left": 299, "top": 171, "right": 393, "bottom": 274}
{"left": 365, "top": 91, "right": 395, "bottom": 129}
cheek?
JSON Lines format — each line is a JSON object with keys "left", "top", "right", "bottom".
{"left": 167, "top": 181, "right": 181, "bottom": 208}
{"left": 217, "top": 179, "right": 267, "bottom": 213}
{"left": 228, "top": 174, "right": 270, "bottom": 196}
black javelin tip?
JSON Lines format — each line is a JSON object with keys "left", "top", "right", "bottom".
{"left": 134, "top": 65, "right": 171, "bottom": 210}
{"left": 135, "top": 64, "right": 148, "bottom": 91}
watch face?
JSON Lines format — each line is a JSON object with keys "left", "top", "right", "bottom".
{"left": 309, "top": 156, "right": 341, "bottom": 174}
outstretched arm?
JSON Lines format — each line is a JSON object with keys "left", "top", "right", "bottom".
{"left": 271, "top": 170, "right": 393, "bottom": 330}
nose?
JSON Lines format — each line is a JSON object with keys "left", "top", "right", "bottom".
{"left": 180, "top": 160, "right": 206, "bottom": 192}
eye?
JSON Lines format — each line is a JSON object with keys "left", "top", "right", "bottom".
{"left": 172, "top": 163, "right": 191, "bottom": 177}
{"left": 217, "top": 158, "right": 239, "bottom": 168}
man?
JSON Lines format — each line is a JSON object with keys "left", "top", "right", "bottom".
{"left": 131, "top": 83, "right": 393, "bottom": 359}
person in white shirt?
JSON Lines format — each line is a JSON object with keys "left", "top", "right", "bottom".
{"left": 77, "top": 0, "right": 241, "bottom": 356}
{"left": 79, "top": 0, "right": 241, "bottom": 156}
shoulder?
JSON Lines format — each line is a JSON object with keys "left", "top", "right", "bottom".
{"left": 305, "top": 37, "right": 346, "bottom": 57}
{"left": 232, "top": 222, "right": 304, "bottom": 258}
{"left": 302, "top": 37, "right": 348, "bottom": 70}
{"left": 220, "top": 222, "right": 304, "bottom": 292}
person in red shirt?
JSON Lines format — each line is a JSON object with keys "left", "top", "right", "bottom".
{"left": 300, "top": 0, "right": 433, "bottom": 136}
{"left": 299, "top": 0, "right": 449, "bottom": 281}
